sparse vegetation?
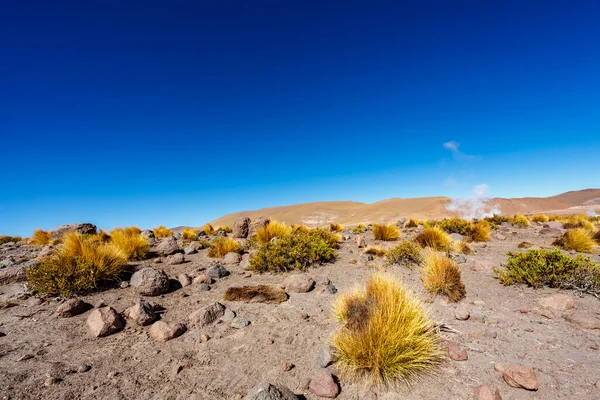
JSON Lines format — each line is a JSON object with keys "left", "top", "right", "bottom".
{"left": 554, "top": 228, "right": 597, "bottom": 253}
{"left": 405, "top": 218, "right": 420, "bottom": 228}
{"left": 208, "top": 236, "right": 241, "bottom": 258}
{"left": 216, "top": 226, "right": 233, "bottom": 233}
{"left": 203, "top": 224, "right": 215, "bottom": 235}
{"left": 249, "top": 228, "right": 338, "bottom": 272}
{"left": 495, "top": 248, "right": 600, "bottom": 295}
{"left": 531, "top": 214, "right": 549, "bottom": 223}
{"left": 454, "top": 240, "right": 472, "bottom": 254}
{"left": 153, "top": 225, "right": 173, "bottom": 238}
{"left": 0, "top": 235, "right": 22, "bottom": 245}
{"left": 182, "top": 227, "right": 199, "bottom": 240}
{"left": 330, "top": 222, "right": 343, "bottom": 232}
{"left": 363, "top": 245, "right": 387, "bottom": 257}
{"left": 331, "top": 274, "right": 443, "bottom": 386}
{"left": 255, "top": 220, "right": 292, "bottom": 244}
{"left": 26, "top": 232, "right": 128, "bottom": 296}
{"left": 414, "top": 227, "right": 451, "bottom": 251}
{"left": 372, "top": 223, "right": 400, "bottom": 241}
{"left": 469, "top": 220, "right": 491, "bottom": 242}
{"left": 386, "top": 240, "right": 422, "bottom": 266}
{"left": 30, "top": 229, "right": 51, "bottom": 246}
{"left": 512, "top": 214, "right": 530, "bottom": 227}
{"left": 484, "top": 214, "right": 511, "bottom": 225}
{"left": 435, "top": 217, "right": 471, "bottom": 235}
{"left": 563, "top": 215, "right": 595, "bottom": 231}
{"left": 421, "top": 250, "right": 466, "bottom": 302}
{"left": 110, "top": 227, "right": 150, "bottom": 260}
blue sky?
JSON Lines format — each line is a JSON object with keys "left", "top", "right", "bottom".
{"left": 1, "top": 0, "right": 599, "bottom": 236}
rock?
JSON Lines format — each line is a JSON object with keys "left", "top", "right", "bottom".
{"left": 446, "top": 342, "right": 468, "bottom": 361}
{"left": 455, "top": 255, "right": 467, "bottom": 264}
{"left": 233, "top": 217, "right": 251, "bottom": 239}
{"left": 55, "top": 298, "right": 90, "bottom": 318}
{"left": 455, "top": 305, "right": 470, "bottom": 320}
{"left": 188, "top": 302, "right": 226, "bottom": 327}
{"left": 1, "top": 257, "right": 15, "bottom": 268}
{"left": 178, "top": 273, "right": 192, "bottom": 287}
{"left": 519, "top": 305, "right": 531, "bottom": 314}
{"left": 224, "top": 252, "right": 242, "bottom": 265}
{"left": 140, "top": 230, "right": 155, "bottom": 240}
{"left": 120, "top": 281, "right": 129, "bottom": 288}
{"left": 356, "top": 236, "right": 366, "bottom": 248}
{"left": 248, "top": 217, "right": 270, "bottom": 238}
{"left": 364, "top": 254, "right": 374, "bottom": 262}
{"left": 44, "top": 376, "right": 60, "bottom": 386}
{"left": 398, "top": 218, "right": 407, "bottom": 227}
{"left": 183, "top": 245, "right": 198, "bottom": 255}
{"left": 283, "top": 274, "right": 315, "bottom": 293}
{"left": 317, "top": 347, "right": 338, "bottom": 368}
{"left": 86, "top": 307, "right": 125, "bottom": 338}
{"left": 564, "top": 312, "right": 600, "bottom": 329}
{"left": 495, "top": 233, "right": 507, "bottom": 241}
{"left": 473, "top": 385, "right": 502, "bottom": 400}
{"left": 149, "top": 321, "right": 186, "bottom": 341}
{"left": 537, "top": 294, "right": 576, "bottom": 311}
{"left": 309, "top": 370, "right": 339, "bottom": 398}
{"left": 449, "top": 233, "right": 464, "bottom": 241}
{"left": 49, "top": 223, "right": 97, "bottom": 240}
{"left": 220, "top": 308, "right": 236, "bottom": 322}
{"left": 197, "top": 283, "right": 211, "bottom": 292}
{"left": 0, "top": 266, "right": 28, "bottom": 285}
{"left": 199, "top": 334, "right": 211, "bottom": 342}
{"left": 0, "top": 331, "right": 5, "bottom": 337}
{"left": 193, "top": 274, "right": 214, "bottom": 284}
{"left": 165, "top": 253, "right": 185, "bottom": 265}
{"left": 18, "top": 354, "right": 34, "bottom": 361}
{"left": 206, "top": 264, "right": 230, "bottom": 279}
{"left": 325, "top": 284, "right": 337, "bottom": 294}
{"left": 223, "top": 285, "right": 289, "bottom": 303}
{"left": 230, "top": 317, "right": 250, "bottom": 329}
{"left": 494, "top": 362, "right": 504, "bottom": 373}
{"left": 124, "top": 300, "right": 157, "bottom": 326}
{"left": 174, "top": 232, "right": 183, "bottom": 240}
{"left": 543, "top": 221, "right": 564, "bottom": 230}
{"left": 130, "top": 267, "right": 169, "bottom": 296}
{"left": 471, "top": 309, "right": 485, "bottom": 322}
{"left": 76, "top": 365, "right": 91, "bottom": 373}
{"left": 502, "top": 364, "right": 539, "bottom": 391}
{"left": 243, "top": 382, "right": 298, "bottom": 400}
{"left": 539, "top": 309, "right": 555, "bottom": 319}
{"left": 155, "top": 237, "right": 180, "bottom": 256}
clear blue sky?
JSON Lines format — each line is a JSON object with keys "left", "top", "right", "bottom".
{"left": 2, "top": 0, "right": 599, "bottom": 236}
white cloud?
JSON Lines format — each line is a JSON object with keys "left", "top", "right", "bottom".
{"left": 442, "top": 141, "right": 479, "bottom": 160}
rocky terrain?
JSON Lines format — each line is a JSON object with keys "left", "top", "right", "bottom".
{"left": 1, "top": 219, "right": 600, "bottom": 400}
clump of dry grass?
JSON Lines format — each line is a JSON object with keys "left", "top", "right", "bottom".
{"left": 512, "top": 214, "right": 530, "bottom": 227}
{"left": 518, "top": 241, "right": 534, "bottom": 249}
{"left": 421, "top": 250, "right": 466, "bottom": 302}
{"left": 215, "top": 226, "right": 233, "bottom": 233}
{"left": 330, "top": 222, "right": 343, "bottom": 232}
{"left": 363, "top": 245, "right": 387, "bottom": 257}
{"left": 182, "top": 227, "right": 199, "bottom": 240}
{"left": 207, "top": 236, "right": 241, "bottom": 258}
{"left": 554, "top": 228, "right": 597, "bottom": 253}
{"left": 454, "top": 240, "right": 472, "bottom": 255}
{"left": 0, "top": 235, "right": 22, "bottom": 245}
{"left": 255, "top": 221, "right": 292, "bottom": 244}
{"left": 153, "top": 225, "right": 173, "bottom": 238}
{"left": 110, "top": 227, "right": 150, "bottom": 260}
{"left": 223, "top": 285, "right": 288, "bottom": 303}
{"left": 97, "top": 230, "right": 111, "bottom": 242}
{"left": 291, "top": 224, "right": 309, "bottom": 233}
{"left": 332, "top": 274, "right": 443, "bottom": 387}
{"left": 414, "top": 227, "right": 451, "bottom": 251}
{"left": 26, "top": 232, "right": 128, "bottom": 296}
{"left": 531, "top": 214, "right": 549, "bottom": 223}
{"left": 405, "top": 218, "right": 420, "bottom": 228}
{"left": 469, "top": 220, "right": 491, "bottom": 242}
{"left": 563, "top": 215, "right": 595, "bottom": 231}
{"left": 30, "top": 229, "right": 51, "bottom": 246}
{"left": 203, "top": 224, "right": 215, "bottom": 235}
{"left": 372, "top": 223, "right": 400, "bottom": 241}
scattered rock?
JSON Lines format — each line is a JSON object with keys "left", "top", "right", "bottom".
{"left": 130, "top": 267, "right": 169, "bottom": 296}
{"left": 537, "top": 294, "right": 576, "bottom": 311}
{"left": 183, "top": 244, "right": 198, "bottom": 255}
{"left": 206, "top": 264, "right": 230, "bottom": 279}
{"left": 44, "top": 376, "right": 61, "bottom": 386}
{"left": 495, "top": 233, "right": 507, "bottom": 241}
{"left": 188, "top": 302, "right": 226, "bottom": 327}
{"left": 454, "top": 255, "right": 467, "bottom": 264}
{"left": 149, "top": 321, "right": 186, "bottom": 341}
{"left": 120, "top": 281, "right": 129, "bottom": 288}
{"left": 178, "top": 273, "right": 192, "bottom": 287}
{"left": 224, "top": 252, "right": 242, "bottom": 265}
{"left": 539, "top": 309, "right": 556, "bottom": 319}
{"left": 280, "top": 362, "right": 294, "bottom": 372}
{"left": 243, "top": 382, "right": 298, "bottom": 400}
{"left": 325, "top": 284, "right": 337, "bottom": 294}
{"left": 140, "top": 230, "right": 155, "bottom": 240}
{"left": 455, "top": 305, "right": 470, "bottom": 320}
{"left": 197, "top": 283, "right": 211, "bottom": 292}
{"left": 199, "top": 334, "right": 211, "bottom": 342}
{"left": 18, "top": 354, "right": 34, "bottom": 361}
{"left": 519, "top": 305, "right": 531, "bottom": 314}
{"left": 55, "top": 298, "right": 90, "bottom": 318}
{"left": 317, "top": 347, "right": 338, "bottom": 368}
{"left": 165, "top": 253, "right": 185, "bottom": 265}
{"left": 230, "top": 317, "right": 251, "bottom": 329}
{"left": 446, "top": 342, "right": 468, "bottom": 361}
{"left": 248, "top": 217, "right": 270, "bottom": 238}
{"left": 193, "top": 274, "right": 214, "bottom": 284}
{"left": 356, "top": 236, "right": 366, "bottom": 248}
{"left": 364, "top": 254, "right": 374, "bottom": 262}
{"left": 0, "top": 266, "right": 28, "bottom": 285}
{"left": 502, "top": 364, "right": 539, "bottom": 391}
{"left": 473, "top": 385, "right": 502, "bottom": 400}
{"left": 233, "top": 217, "right": 251, "bottom": 239}
{"left": 124, "top": 300, "right": 157, "bottom": 326}
{"left": 471, "top": 309, "right": 485, "bottom": 322}
{"left": 283, "top": 274, "right": 315, "bottom": 293}
{"left": 309, "top": 370, "right": 339, "bottom": 398}
{"left": 564, "top": 312, "right": 600, "bottom": 329}
{"left": 50, "top": 223, "right": 97, "bottom": 240}
{"left": 155, "top": 237, "right": 180, "bottom": 256}
{"left": 86, "top": 307, "right": 125, "bottom": 338}
{"left": 220, "top": 308, "right": 236, "bottom": 322}
{"left": 493, "top": 362, "right": 504, "bottom": 373}
{"left": 76, "top": 365, "right": 91, "bottom": 373}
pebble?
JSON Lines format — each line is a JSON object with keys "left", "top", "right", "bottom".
{"left": 76, "top": 365, "right": 91, "bottom": 373}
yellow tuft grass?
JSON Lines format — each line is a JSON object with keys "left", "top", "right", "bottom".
{"left": 97, "top": 229, "right": 111, "bottom": 242}
{"left": 363, "top": 245, "right": 387, "bottom": 257}
{"left": 255, "top": 220, "right": 292, "bottom": 244}
{"left": 405, "top": 218, "right": 420, "bottom": 228}
{"left": 454, "top": 240, "right": 472, "bottom": 255}
{"left": 207, "top": 236, "right": 241, "bottom": 258}
{"left": 153, "top": 225, "right": 173, "bottom": 238}
{"left": 372, "top": 223, "right": 400, "bottom": 241}
{"left": 203, "top": 224, "right": 215, "bottom": 235}
{"left": 30, "top": 229, "right": 51, "bottom": 246}
{"left": 109, "top": 227, "right": 150, "bottom": 260}
{"left": 555, "top": 228, "right": 597, "bottom": 253}
{"left": 531, "top": 214, "right": 549, "bottom": 223}
{"left": 215, "top": 226, "right": 233, "bottom": 233}
{"left": 413, "top": 227, "right": 451, "bottom": 251}
{"left": 421, "top": 250, "right": 466, "bottom": 302}
{"left": 332, "top": 274, "right": 443, "bottom": 387}
{"left": 330, "top": 222, "right": 344, "bottom": 232}
{"left": 469, "top": 220, "right": 490, "bottom": 242}
{"left": 563, "top": 215, "right": 595, "bottom": 231}
{"left": 182, "top": 227, "right": 199, "bottom": 240}
{"left": 512, "top": 214, "right": 530, "bottom": 227}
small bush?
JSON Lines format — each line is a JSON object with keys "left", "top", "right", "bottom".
{"left": 469, "top": 220, "right": 491, "bottom": 242}
{"left": 30, "top": 229, "right": 51, "bottom": 246}
{"left": 292, "top": 224, "right": 309, "bottom": 233}
{"left": 182, "top": 227, "right": 199, "bottom": 240}
{"left": 255, "top": 221, "right": 292, "bottom": 244}
{"left": 414, "top": 227, "right": 451, "bottom": 251}
{"left": 110, "top": 227, "right": 150, "bottom": 260}
{"left": 203, "top": 224, "right": 215, "bottom": 235}
{"left": 494, "top": 248, "right": 600, "bottom": 295}
{"left": 436, "top": 217, "right": 471, "bottom": 235}
{"left": 554, "top": 228, "right": 597, "bottom": 253}
{"left": 405, "top": 218, "right": 420, "bottom": 228}
{"left": 0, "top": 235, "right": 22, "bottom": 245}
{"left": 512, "top": 214, "right": 530, "bottom": 227}
{"left": 363, "top": 245, "right": 387, "bottom": 257}
{"left": 563, "top": 215, "right": 595, "bottom": 231}
{"left": 249, "top": 228, "right": 338, "bottom": 272}
{"left": 421, "top": 250, "right": 466, "bottom": 302}
{"left": 332, "top": 274, "right": 443, "bottom": 386}
{"left": 330, "top": 222, "right": 343, "bottom": 232}
{"left": 454, "top": 240, "right": 472, "bottom": 255}
{"left": 216, "top": 226, "right": 233, "bottom": 233}
{"left": 531, "top": 214, "right": 549, "bottom": 223}
{"left": 372, "top": 223, "right": 400, "bottom": 241}
{"left": 153, "top": 225, "right": 173, "bottom": 238}
{"left": 484, "top": 214, "right": 511, "bottom": 225}
{"left": 26, "top": 232, "right": 128, "bottom": 296}
{"left": 208, "top": 237, "right": 241, "bottom": 258}
{"left": 387, "top": 240, "right": 422, "bottom": 266}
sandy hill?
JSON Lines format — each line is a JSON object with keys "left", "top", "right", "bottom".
{"left": 202, "top": 189, "right": 600, "bottom": 229}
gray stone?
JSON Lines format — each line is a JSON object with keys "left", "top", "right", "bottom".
{"left": 244, "top": 382, "right": 298, "bottom": 400}
{"left": 124, "top": 300, "right": 156, "bottom": 326}
{"left": 220, "top": 308, "right": 236, "bottom": 322}
{"left": 564, "top": 312, "right": 600, "bottom": 329}
{"left": 206, "top": 264, "right": 230, "bottom": 279}
{"left": 165, "top": 253, "right": 185, "bottom": 265}
{"left": 356, "top": 236, "right": 366, "bottom": 248}
{"left": 188, "top": 302, "right": 226, "bottom": 327}
{"left": 233, "top": 217, "right": 251, "bottom": 239}
{"left": 86, "top": 307, "right": 124, "bottom": 338}
{"left": 183, "top": 245, "right": 198, "bottom": 255}
{"left": 325, "top": 284, "right": 337, "bottom": 294}
{"left": 50, "top": 223, "right": 97, "bottom": 240}
{"left": 140, "top": 230, "right": 155, "bottom": 240}
{"left": 55, "top": 298, "right": 89, "bottom": 318}
{"left": 197, "top": 283, "right": 211, "bottom": 292}
{"left": 155, "top": 237, "right": 180, "bottom": 256}
{"left": 317, "top": 347, "right": 338, "bottom": 368}
{"left": 223, "top": 252, "right": 242, "bottom": 265}
{"left": 230, "top": 317, "right": 251, "bottom": 329}
{"left": 283, "top": 274, "right": 315, "bottom": 293}
{"left": 455, "top": 305, "right": 470, "bottom": 320}
{"left": 364, "top": 254, "right": 374, "bottom": 261}
{"left": 248, "top": 217, "right": 270, "bottom": 237}
{"left": 130, "top": 267, "right": 169, "bottom": 296}
{"left": 454, "top": 255, "right": 467, "bottom": 264}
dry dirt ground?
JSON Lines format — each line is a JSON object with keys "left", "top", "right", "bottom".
{"left": 1, "top": 224, "right": 600, "bottom": 400}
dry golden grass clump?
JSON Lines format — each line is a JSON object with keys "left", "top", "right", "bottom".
{"left": 563, "top": 215, "right": 595, "bottom": 231}
{"left": 512, "top": 214, "right": 530, "bottom": 227}
{"left": 26, "top": 232, "right": 128, "bottom": 296}
{"left": 29, "top": 229, "right": 51, "bottom": 246}
{"left": 372, "top": 223, "right": 400, "bottom": 241}
{"left": 330, "top": 222, "right": 344, "bottom": 232}
{"left": 405, "top": 218, "right": 420, "bottom": 228}
{"left": 291, "top": 224, "right": 309, "bottom": 233}
{"left": 386, "top": 240, "right": 422, "bottom": 266}
{"left": 454, "top": 240, "right": 472, "bottom": 255}
{"left": 215, "top": 226, "right": 233, "bottom": 233}
{"left": 255, "top": 220, "right": 292, "bottom": 244}
{"left": 421, "top": 250, "right": 466, "bottom": 302}
{"left": 518, "top": 241, "right": 534, "bottom": 249}
{"left": 208, "top": 236, "right": 241, "bottom": 258}
{"left": 182, "top": 227, "right": 199, "bottom": 240}
{"left": 531, "top": 214, "right": 549, "bottom": 223}
{"left": 469, "top": 220, "right": 491, "bottom": 242}
{"left": 153, "top": 225, "right": 173, "bottom": 238}
{"left": 554, "top": 228, "right": 597, "bottom": 253}
{"left": 332, "top": 274, "right": 443, "bottom": 387}
{"left": 203, "top": 224, "right": 215, "bottom": 235}
{"left": 97, "top": 229, "right": 111, "bottom": 242}
{"left": 363, "top": 245, "right": 387, "bottom": 257}
{"left": 414, "top": 227, "right": 451, "bottom": 251}
{"left": 223, "top": 285, "right": 289, "bottom": 304}
{"left": 110, "top": 227, "right": 150, "bottom": 260}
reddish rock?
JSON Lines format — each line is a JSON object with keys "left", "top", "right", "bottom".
{"left": 193, "top": 274, "right": 213, "bottom": 285}
{"left": 55, "top": 298, "right": 89, "bottom": 318}
{"left": 149, "top": 321, "right": 186, "bottom": 341}
{"left": 124, "top": 300, "right": 157, "bottom": 326}
{"left": 564, "top": 313, "right": 600, "bottom": 330}
{"left": 309, "top": 370, "right": 339, "bottom": 398}
{"left": 519, "top": 305, "right": 531, "bottom": 314}
{"left": 473, "top": 385, "right": 502, "bottom": 400}
{"left": 86, "top": 307, "right": 124, "bottom": 338}
{"left": 539, "top": 309, "right": 556, "bottom": 319}
{"left": 447, "top": 341, "right": 468, "bottom": 361}
{"left": 537, "top": 294, "right": 576, "bottom": 311}
{"left": 178, "top": 273, "right": 192, "bottom": 287}
{"left": 502, "top": 364, "right": 538, "bottom": 390}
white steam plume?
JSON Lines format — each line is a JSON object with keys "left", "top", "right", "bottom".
{"left": 587, "top": 209, "right": 597, "bottom": 217}
{"left": 446, "top": 184, "right": 501, "bottom": 219}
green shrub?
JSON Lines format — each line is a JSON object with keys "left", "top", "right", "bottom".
{"left": 494, "top": 248, "right": 600, "bottom": 295}
{"left": 484, "top": 214, "right": 511, "bottom": 225}
{"left": 387, "top": 240, "right": 422, "bottom": 266}
{"left": 249, "top": 228, "right": 338, "bottom": 272}
{"left": 435, "top": 217, "right": 472, "bottom": 235}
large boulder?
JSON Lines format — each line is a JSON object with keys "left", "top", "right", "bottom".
{"left": 130, "top": 267, "right": 169, "bottom": 296}
{"left": 50, "top": 223, "right": 97, "bottom": 240}
{"left": 244, "top": 382, "right": 298, "bottom": 400}
{"left": 86, "top": 307, "right": 124, "bottom": 338}
{"left": 154, "top": 237, "right": 180, "bottom": 256}
{"left": 248, "top": 217, "right": 270, "bottom": 238}
{"left": 188, "top": 302, "right": 226, "bottom": 327}
{"left": 233, "top": 217, "right": 251, "bottom": 239}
